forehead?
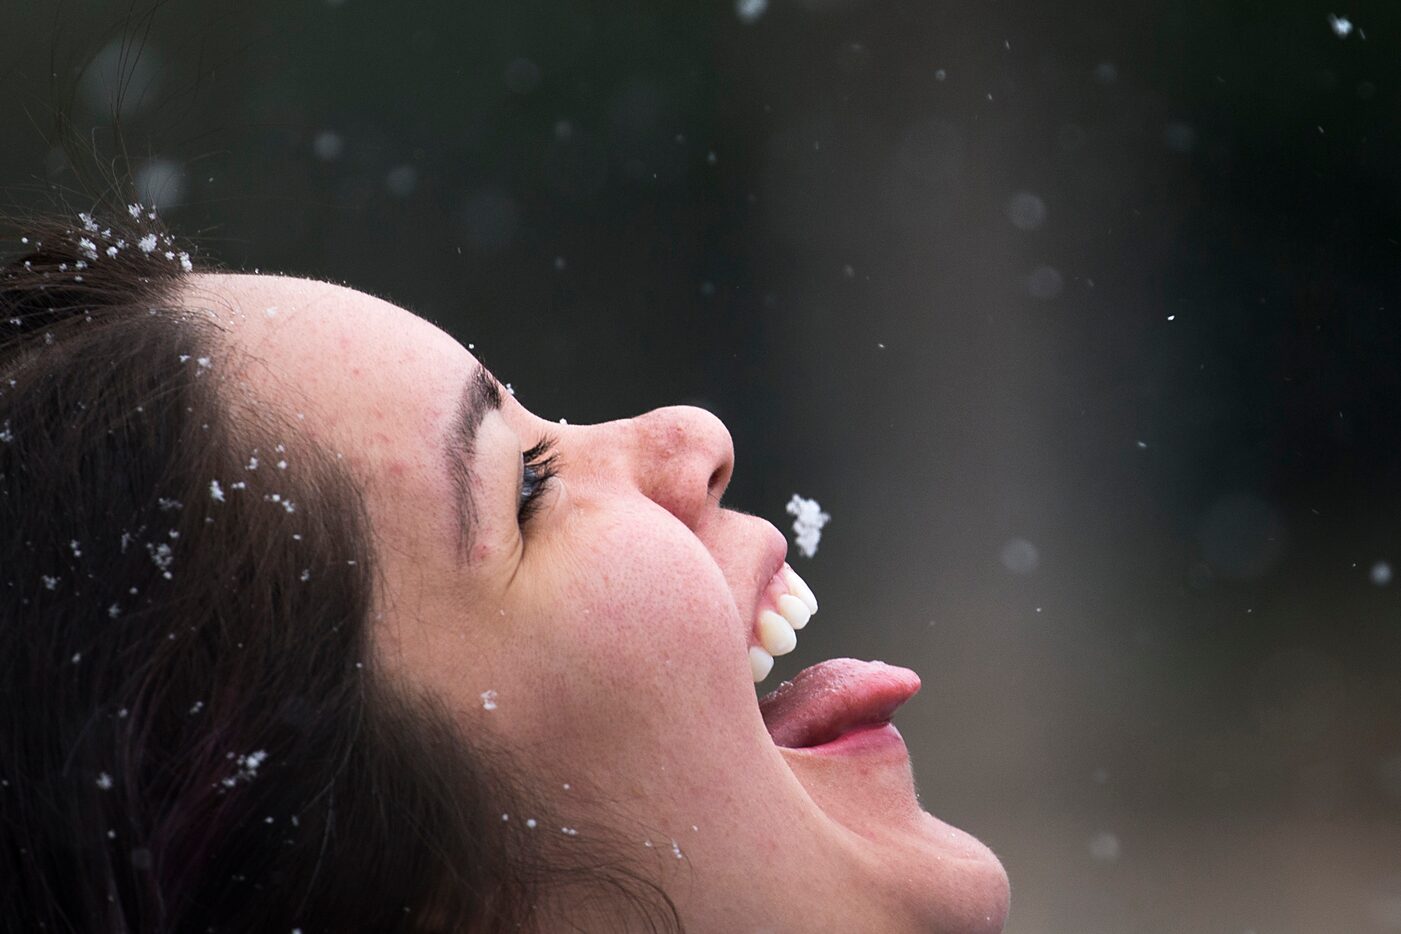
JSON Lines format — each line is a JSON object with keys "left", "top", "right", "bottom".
{"left": 182, "top": 272, "right": 475, "bottom": 544}
{"left": 185, "top": 272, "right": 469, "bottom": 435}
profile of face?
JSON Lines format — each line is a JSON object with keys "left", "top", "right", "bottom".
{"left": 190, "top": 273, "right": 1010, "bottom": 932}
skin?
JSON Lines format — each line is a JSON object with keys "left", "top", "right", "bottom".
{"left": 185, "top": 272, "right": 1011, "bottom": 933}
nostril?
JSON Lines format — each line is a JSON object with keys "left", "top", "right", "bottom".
{"left": 708, "top": 466, "right": 726, "bottom": 498}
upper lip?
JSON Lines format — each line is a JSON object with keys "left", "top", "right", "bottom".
{"left": 754, "top": 521, "right": 790, "bottom": 610}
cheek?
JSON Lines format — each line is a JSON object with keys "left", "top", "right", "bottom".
{"left": 503, "top": 511, "right": 744, "bottom": 747}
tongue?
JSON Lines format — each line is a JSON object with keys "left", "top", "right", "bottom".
{"left": 758, "top": 658, "right": 921, "bottom": 748}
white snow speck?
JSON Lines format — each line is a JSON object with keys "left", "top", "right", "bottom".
{"left": 1328, "top": 14, "right": 1353, "bottom": 37}
{"left": 386, "top": 165, "right": 417, "bottom": 197}
{"left": 480, "top": 689, "right": 498, "bottom": 711}
{"left": 313, "top": 131, "right": 344, "bottom": 161}
{"left": 146, "top": 542, "right": 175, "bottom": 580}
{"left": 128, "top": 203, "right": 143, "bottom": 219}
{"left": 0, "top": 421, "right": 11, "bottom": 444}
{"left": 108, "top": 603, "right": 121, "bottom": 618}
{"left": 1371, "top": 561, "right": 1392, "bottom": 586}
{"left": 1136, "top": 440, "right": 1149, "bottom": 450}
{"left": 1089, "top": 831, "right": 1120, "bottom": 861}
{"left": 221, "top": 750, "right": 269, "bottom": 788}
{"left": 1006, "top": 192, "right": 1047, "bottom": 230}
{"left": 300, "top": 569, "right": 311, "bottom": 582}
{"left": 137, "top": 234, "right": 158, "bottom": 254}
{"left": 1000, "top": 538, "right": 1040, "bottom": 574}
{"left": 41, "top": 575, "right": 59, "bottom": 590}
{"left": 210, "top": 480, "right": 225, "bottom": 502}
{"left": 196, "top": 356, "right": 211, "bottom": 370}
{"left": 671, "top": 840, "right": 684, "bottom": 859}
{"left": 785, "top": 494, "right": 831, "bottom": 558}
{"left": 96, "top": 772, "right": 113, "bottom": 790}
{"left": 78, "top": 238, "right": 98, "bottom": 260}
{"left": 525, "top": 818, "right": 537, "bottom": 829}
{"left": 735, "top": 0, "right": 767, "bottom": 23}
{"left": 70, "top": 539, "right": 82, "bottom": 557}
{"left": 157, "top": 497, "right": 183, "bottom": 512}
{"left": 72, "top": 652, "right": 81, "bottom": 663}
{"left": 177, "top": 252, "right": 193, "bottom": 273}
{"left": 188, "top": 701, "right": 204, "bottom": 715}
{"left": 106, "top": 245, "right": 119, "bottom": 258}
{"left": 247, "top": 455, "right": 259, "bottom": 470}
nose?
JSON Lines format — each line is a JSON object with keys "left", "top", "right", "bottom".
{"left": 627, "top": 405, "right": 734, "bottom": 528}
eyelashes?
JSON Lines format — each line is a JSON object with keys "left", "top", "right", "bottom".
{"left": 517, "top": 434, "right": 560, "bottom": 526}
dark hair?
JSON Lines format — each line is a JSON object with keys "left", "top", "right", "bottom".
{"left": 0, "top": 188, "right": 682, "bottom": 932}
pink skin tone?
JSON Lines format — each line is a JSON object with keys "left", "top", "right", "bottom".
{"left": 187, "top": 273, "right": 1010, "bottom": 932}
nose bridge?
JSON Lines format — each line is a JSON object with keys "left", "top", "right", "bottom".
{"left": 627, "top": 404, "right": 735, "bottom": 527}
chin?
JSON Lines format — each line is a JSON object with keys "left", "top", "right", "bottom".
{"left": 901, "top": 820, "right": 1011, "bottom": 934}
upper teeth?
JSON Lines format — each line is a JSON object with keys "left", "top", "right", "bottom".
{"left": 750, "top": 565, "right": 819, "bottom": 682}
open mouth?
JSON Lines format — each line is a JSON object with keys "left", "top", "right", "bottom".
{"left": 758, "top": 657, "right": 921, "bottom": 749}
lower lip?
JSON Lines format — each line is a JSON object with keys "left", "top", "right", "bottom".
{"left": 790, "top": 721, "right": 907, "bottom": 756}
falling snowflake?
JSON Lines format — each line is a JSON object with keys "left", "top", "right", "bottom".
{"left": 736, "top": 0, "right": 767, "bottom": 23}
{"left": 480, "top": 689, "right": 498, "bottom": 711}
{"left": 785, "top": 494, "right": 831, "bottom": 558}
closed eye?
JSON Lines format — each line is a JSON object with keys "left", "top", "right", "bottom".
{"left": 517, "top": 434, "right": 560, "bottom": 526}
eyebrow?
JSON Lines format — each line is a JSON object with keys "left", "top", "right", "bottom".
{"left": 444, "top": 364, "right": 503, "bottom": 565}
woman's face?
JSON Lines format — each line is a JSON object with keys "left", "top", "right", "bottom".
{"left": 191, "top": 273, "right": 1009, "bottom": 932}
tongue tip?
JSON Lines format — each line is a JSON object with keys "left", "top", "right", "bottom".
{"left": 758, "top": 656, "right": 922, "bottom": 747}
{"left": 795, "top": 656, "right": 922, "bottom": 690}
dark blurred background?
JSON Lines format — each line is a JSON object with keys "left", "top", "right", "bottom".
{"left": 4, "top": 1, "right": 1401, "bottom": 930}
